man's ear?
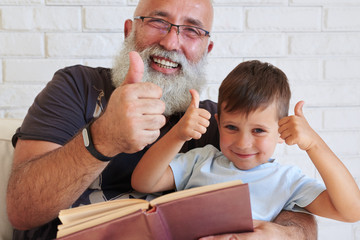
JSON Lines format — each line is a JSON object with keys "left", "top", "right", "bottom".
{"left": 207, "top": 40, "right": 214, "bottom": 53}
{"left": 124, "top": 19, "right": 133, "bottom": 38}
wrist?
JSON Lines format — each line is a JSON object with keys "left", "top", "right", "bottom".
{"left": 82, "top": 121, "right": 115, "bottom": 162}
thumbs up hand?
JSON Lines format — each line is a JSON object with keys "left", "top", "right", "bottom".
{"left": 278, "top": 101, "right": 319, "bottom": 151}
{"left": 173, "top": 89, "right": 211, "bottom": 141}
{"left": 96, "top": 51, "right": 166, "bottom": 155}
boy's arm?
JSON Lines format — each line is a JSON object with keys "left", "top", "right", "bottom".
{"left": 131, "top": 89, "right": 211, "bottom": 193}
{"left": 279, "top": 101, "right": 360, "bottom": 222}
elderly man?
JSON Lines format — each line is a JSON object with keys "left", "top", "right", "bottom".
{"left": 7, "top": 0, "right": 317, "bottom": 239}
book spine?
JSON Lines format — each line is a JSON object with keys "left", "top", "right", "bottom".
{"left": 145, "top": 207, "right": 172, "bottom": 240}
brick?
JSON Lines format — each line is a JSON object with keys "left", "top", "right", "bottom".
{"left": 213, "top": 7, "right": 244, "bottom": 32}
{"left": 275, "top": 59, "right": 322, "bottom": 83}
{"left": 206, "top": 57, "right": 244, "bottom": 84}
{"left": 246, "top": 7, "right": 321, "bottom": 31}
{"left": 0, "top": 0, "right": 43, "bottom": 4}
{"left": 4, "top": 59, "right": 81, "bottom": 83}
{"left": 127, "top": 0, "right": 139, "bottom": 6}
{"left": 1, "top": 7, "right": 34, "bottom": 30}
{"left": 0, "top": 33, "right": 44, "bottom": 56}
{"left": 211, "top": 33, "right": 287, "bottom": 57}
{"left": 84, "top": 7, "right": 134, "bottom": 31}
{"left": 200, "top": 83, "right": 220, "bottom": 103}
{"left": 324, "top": 107, "right": 360, "bottom": 130}
{"left": 46, "top": 0, "right": 126, "bottom": 5}
{"left": 325, "top": 59, "right": 360, "bottom": 80}
{"left": 325, "top": 7, "right": 360, "bottom": 31}
{"left": 291, "top": 0, "right": 360, "bottom": 5}
{"left": 291, "top": 83, "right": 360, "bottom": 106}
{"left": 320, "top": 131, "right": 360, "bottom": 155}
{"left": 34, "top": 7, "right": 81, "bottom": 31}
{"left": 213, "top": 0, "right": 287, "bottom": 5}
{"left": 290, "top": 33, "right": 360, "bottom": 56}
{"left": 0, "top": 61, "right": 2, "bottom": 83}
{"left": 46, "top": 33, "right": 123, "bottom": 57}
{"left": 0, "top": 84, "right": 44, "bottom": 108}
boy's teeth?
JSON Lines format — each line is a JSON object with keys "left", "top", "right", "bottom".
{"left": 153, "top": 57, "right": 179, "bottom": 69}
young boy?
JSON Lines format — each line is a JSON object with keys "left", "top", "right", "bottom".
{"left": 132, "top": 60, "right": 360, "bottom": 222}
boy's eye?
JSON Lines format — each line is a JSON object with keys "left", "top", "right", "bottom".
{"left": 225, "top": 125, "right": 238, "bottom": 131}
{"left": 253, "top": 128, "right": 265, "bottom": 134}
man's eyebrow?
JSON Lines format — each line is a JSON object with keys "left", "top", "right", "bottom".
{"left": 147, "top": 10, "right": 205, "bottom": 28}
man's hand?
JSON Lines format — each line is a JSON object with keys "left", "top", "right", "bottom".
{"left": 173, "top": 89, "right": 211, "bottom": 141}
{"left": 199, "top": 211, "right": 317, "bottom": 240}
{"left": 199, "top": 220, "right": 282, "bottom": 240}
{"left": 94, "top": 51, "right": 166, "bottom": 155}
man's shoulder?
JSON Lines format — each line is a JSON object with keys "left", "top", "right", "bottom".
{"left": 52, "top": 64, "right": 114, "bottom": 93}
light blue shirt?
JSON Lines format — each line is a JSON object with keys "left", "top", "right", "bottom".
{"left": 170, "top": 144, "right": 325, "bottom": 221}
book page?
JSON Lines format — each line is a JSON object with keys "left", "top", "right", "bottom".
{"left": 150, "top": 180, "right": 243, "bottom": 206}
{"left": 59, "top": 198, "right": 147, "bottom": 224}
{"left": 57, "top": 202, "right": 150, "bottom": 238}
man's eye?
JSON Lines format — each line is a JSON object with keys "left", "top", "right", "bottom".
{"left": 182, "top": 27, "right": 201, "bottom": 36}
{"left": 148, "top": 19, "right": 167, "bottom": 28}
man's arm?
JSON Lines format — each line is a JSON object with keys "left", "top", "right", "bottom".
{"left": 199, "top": 211, "right": 317, "bottom": 240}
{"left": 6, "top": 52, "right": 166, "bottom": 230}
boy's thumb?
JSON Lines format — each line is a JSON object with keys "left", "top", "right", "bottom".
{"left": 122, "top": 51, "right": 144, "bottom": 85}
{"left": 294, "top": 101, "right": 305, "bottom": 117}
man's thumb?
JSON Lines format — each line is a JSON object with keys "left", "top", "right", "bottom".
{"left": 189, "top": 89, "right": 200, "bottom": 108}
{"left": 294, "top": 101, "right": 305, "bottom": 117}
{"left": 122, "top": 51, "right": 144, "bottom": 85}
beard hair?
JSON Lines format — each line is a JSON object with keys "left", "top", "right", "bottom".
{"left": 111, "top": 31, "right": 208, "bottom": 116}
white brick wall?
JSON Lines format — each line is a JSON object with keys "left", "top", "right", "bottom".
{"left": 1, "top": 1, "right": 359, "bottom": 239}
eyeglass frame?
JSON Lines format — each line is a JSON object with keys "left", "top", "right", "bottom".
{"left": 133, "top": 16, "right": 211, "bottom": 39}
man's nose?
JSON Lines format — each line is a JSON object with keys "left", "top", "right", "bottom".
{"left": 159, "top": 26, "right": 181, "bottom": 51}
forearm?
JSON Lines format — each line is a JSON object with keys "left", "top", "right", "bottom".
{"left": 7, "top": 133, "right": 108, "bottom": 230}
{"left": 273, "top": 211, "right": 317, "bottom": 240}
{"left": 307, "top": 137, "right": 360, "bottom": 221}
{"left": 132, "top": 128, "right": 184, "bottom": 192}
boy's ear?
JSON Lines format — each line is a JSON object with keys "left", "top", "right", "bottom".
{"left": 215, "top": 113, "right": 219, "bottom": 125}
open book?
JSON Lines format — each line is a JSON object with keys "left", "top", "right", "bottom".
{"left": 57, "top": 180, "right": 253, "bottom": 240}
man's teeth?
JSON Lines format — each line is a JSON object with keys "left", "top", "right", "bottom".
{"left": 153, "top": 57, "right": 179, "bottom": 69}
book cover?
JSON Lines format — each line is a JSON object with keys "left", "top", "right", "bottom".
{"left": 57, "top": 180, "right": 253, "bottom": 240}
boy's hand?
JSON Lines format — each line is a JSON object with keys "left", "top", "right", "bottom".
{"left": 174, "top": 89, "right": 211, "bottom": 141}
{"left": 278, "top": 101, "right": 319, "bottom": 151}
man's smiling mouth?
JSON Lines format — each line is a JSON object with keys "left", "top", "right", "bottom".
{"left": 152, "top": 57, "right": 179, "bottom": 69}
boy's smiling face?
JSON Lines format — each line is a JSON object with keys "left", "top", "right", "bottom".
{"left": 216, "top": 102, "right": 283, "bottom": 170}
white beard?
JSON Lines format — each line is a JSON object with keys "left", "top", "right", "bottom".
{"left": 111, "top": 31, "right": 208, "bottom": 116}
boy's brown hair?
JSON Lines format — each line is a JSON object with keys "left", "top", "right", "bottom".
{"left": 218, "top": 60, "right": 291, "bottom": 120}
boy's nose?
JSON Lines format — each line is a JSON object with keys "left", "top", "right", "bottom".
{"left": 235, "top": 132, "right": 252, "bottom": 149}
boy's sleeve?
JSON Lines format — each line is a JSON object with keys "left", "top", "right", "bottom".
{"left": 170, "top": 145, "right": 214, "bottom": 191}
{"left": 283, "top": 166, "right": 326, "bottom": 214}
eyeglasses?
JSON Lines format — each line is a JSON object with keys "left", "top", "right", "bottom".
{"left": 134, "top": 16, "right": 211, "bottom": 41}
